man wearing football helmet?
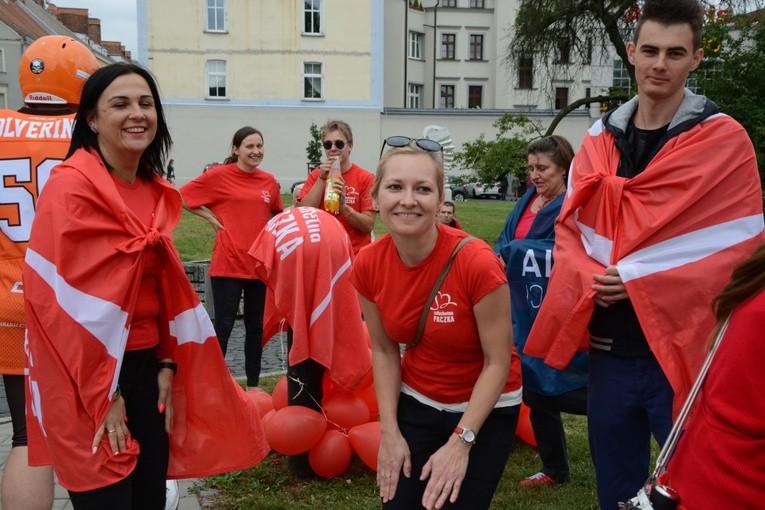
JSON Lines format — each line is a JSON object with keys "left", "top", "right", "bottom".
{"left": 0, "top": 35, "right": 98, "bottom": 510}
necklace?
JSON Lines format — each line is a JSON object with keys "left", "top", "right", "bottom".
{"left": 534, "top": 188, "right": 566, "bottom": 211}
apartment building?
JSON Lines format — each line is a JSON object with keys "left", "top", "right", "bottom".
{"left": 137, "top": 0, "right": 599, "bottom": 187}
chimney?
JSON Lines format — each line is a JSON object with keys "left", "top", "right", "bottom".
{"left": 87, "top": 17, "right": 101, "bottom": 44}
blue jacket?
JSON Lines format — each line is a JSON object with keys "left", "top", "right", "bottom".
{"left": 495, "top": 187, "right": 588, "bottom": 396}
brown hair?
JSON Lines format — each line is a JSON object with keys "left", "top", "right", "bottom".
{"left": 713, "top": 243, "right": 765, "bottom": 323}
{"left": 635, "top": 0, "right": 705, "bottom": 50}
{"left": 372, "top": 144, "right": 444, "bottom": 202}
{"left": 527, "top": 135, "right": 575, "bottom": 172}
{"left": 223, "top": 126, "right": 263, "bottom": 164}
{"left": 321, "top": 119, "right": 353, "bottom": 145}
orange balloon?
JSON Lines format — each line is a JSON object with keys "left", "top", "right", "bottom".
{"left": 247, "top": 389, "right": 275, "bottom": 418}
{"left": 272, "top": 375, "right": 288, "bottom": 410}
{"left": 309, "top": 429, "right": 352, "bottom": 479}
{"left": 265, "top": 405, "right": 327, "bottom": 455}
{"left": 515, "top": 402, "right": 537, "bottom": 448}
{"left": 348, "top": 421, "right": 381, "bottom": 471}
{"left": 324, "top": 394, "right": 370, "bottom": 431}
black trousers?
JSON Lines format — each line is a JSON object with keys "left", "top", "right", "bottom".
{"left": 210, "top": 276, "right": 266, "bottom": 386}
{"left": 3, "top": 374, "right": 27, "bottom": 447}
{"left": 523, "top": 387, "right": 588, "bottom": 481}
{"left": 385, "top": 393, "right": 519, "bottom": 510}
{"left": 68, "top": 349, "right": 169, "bottom": 510}
{"left": 285, "top": 327, "right": 325, "bottom": 476}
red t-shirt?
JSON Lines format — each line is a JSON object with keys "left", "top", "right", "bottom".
{"left": 112, "top": 175, "right": 174, "bottom": 358}
{"left": 180, "top": 163, "right": 283, "bottom": 278}
{"left": 298, "top": 163, "right": 375, "bottom": 254}
{"left": 514, "top": 196, "right": 538, "bottom": 240}
{"left": 352, "top": 223, "right": 522, "bottom": 404}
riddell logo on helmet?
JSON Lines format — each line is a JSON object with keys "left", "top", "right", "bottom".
{"left": 24, "top": 93, "right": 66, "bottom": 104}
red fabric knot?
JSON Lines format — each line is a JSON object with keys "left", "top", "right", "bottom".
{"left": 117, "top": 228, "right": 164, "bottom": 253}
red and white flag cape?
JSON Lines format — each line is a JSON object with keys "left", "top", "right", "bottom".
{"left": 23, "top": 149, "right": 269, "bottom": 491}
{"left": 525, "top": 113, "right": 763, "bottom": 415}
{"left": 249, "top": 207, "right": 371, "bottom": 391}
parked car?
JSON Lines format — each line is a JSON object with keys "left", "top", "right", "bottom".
{"left": 451, "top": 183, "right": 469, "bottom": 201}
{"left": 466, "top": 181, "right": 502, "bottom": 199}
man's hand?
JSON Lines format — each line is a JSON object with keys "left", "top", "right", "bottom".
{"left": 592, "top": 265, "right": 628, "bottom": 307}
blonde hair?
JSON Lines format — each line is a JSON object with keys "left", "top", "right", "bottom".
{"left": 372, "top": 144, "right": 444, "bottom": 201}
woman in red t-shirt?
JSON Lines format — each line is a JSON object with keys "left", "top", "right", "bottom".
{"left": 351, "top": 140, "right": 522, "bottom": 510}
{"left": 180, "top": 127, "right": 283, "bottom": 389}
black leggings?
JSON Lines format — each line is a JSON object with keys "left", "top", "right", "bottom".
{"left": 68, "top": 349, "right": 169, "bottom": 510}
{"left": 3, "top": 374, "right": 27, "bottom": 447}
{"left": 210, "top": 276, "right": 266, "bottom": 386}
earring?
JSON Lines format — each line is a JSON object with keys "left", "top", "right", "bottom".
{"left": 89, "top": 124, "right": 98, "bottom": 133}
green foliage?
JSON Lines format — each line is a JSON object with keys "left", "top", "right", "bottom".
{"left": 451, "top": 114, "right": 543, "bottom": 187}
{"left": 306, "top": 122, "right": 323, "bottom": 170}
{"left": 697, "top": 7, "right": 765, "bottom": 189}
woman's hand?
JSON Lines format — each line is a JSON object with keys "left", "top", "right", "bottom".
{"left": 592, "top": 265, "right": 628, "bottom": 307}
{"left": 157, "top": 364, "right": 174, "bottom": 435}
{"left": 208, "top": 216, "right": 224, "bottom": 231}
{"left": 420, "top": 436, "right": 470, "bottom": 510}
{"left": 377, "top": 430, "right": 411, "bottom": 504}
{"left": 93, "top": 394, "right": 128, "bottom": 455}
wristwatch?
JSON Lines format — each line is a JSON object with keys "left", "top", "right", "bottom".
{"left": 454, "top": 426, "right": 476, "bottom": 446}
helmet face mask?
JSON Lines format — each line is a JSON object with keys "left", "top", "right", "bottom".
{"left": 19, "top": 36, "right": 100, "bottom": 106}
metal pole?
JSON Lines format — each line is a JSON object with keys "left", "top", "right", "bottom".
{"left": 404, "top": 0, "right": 409, "bottom": 107}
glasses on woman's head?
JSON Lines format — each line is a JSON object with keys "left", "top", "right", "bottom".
{"left": 379, "top": 136, "right": 443, "bottom": 159}
{"left": 323, "top": 140, "right": 346, "bottom": 151}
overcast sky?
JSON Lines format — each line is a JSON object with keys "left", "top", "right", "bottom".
{"left": 55, "top": 0, "right": 138, "bottom": 56}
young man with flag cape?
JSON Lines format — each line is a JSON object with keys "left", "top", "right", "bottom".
{"left": 524, "top": 1, "right": 764, "bottom": 508}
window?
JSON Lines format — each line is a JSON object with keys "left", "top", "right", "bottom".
{"left": 441, "top": 33, "right": 456, "bottom": 60}
{"left": 0, "top": 48, "right": 5, "bottom": 72}
{"left": 206, "top": 60, "right": 227, "bottom": 98}
{"left": 469, "top": 35, "right": 484, "bottom": 61}
{"left": 555, "top": 87, "right": 569, "bottom": 109}
{"left": 304, "top": 0, "right": 322, "bottom": 34}
{"left": 555, "top": 40, "right": 571, "bottom": 64}
{"left": 613, "top": 59, "right": 631, "bottom": 92}
{"left": 470, "top": 0, "right": 484, "bottom": 7}
{"left": 0, "top": 88, "right": 6, "bottom": 109}
{"left": 583, "top": 37, "right": 593, "bottom": 65}
{"left": 468, "top": 85, "right": 482, "bottom": 108}
{"left": 409, "top": 31, "right": 424, "bottom": 59}
{"left": 442, "top": 0, "right": 456, "bottom": 6}
{"left": 518, "top": 56, "right": 533, "bottom": 89}
{"left": 583, "top": 87, "right": 591, "bottom": 110}
{"left": 408, "top": 83, "right": 423, "bottom": 108}
{"left": 206, "top": 0, "right": 226, "bottom": 32}
{"left": 303, "top": 62, "right": 323, "bottom": 99}
{"left": 439, "top": 85, "right": 455, "bottom": 108}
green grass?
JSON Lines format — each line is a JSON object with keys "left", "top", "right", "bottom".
{"left": 175, "top": 197, "right": 607, "bottom": 509}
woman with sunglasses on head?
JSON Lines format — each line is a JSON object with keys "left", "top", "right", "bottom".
{"left": 296, "top": 119, "right": 375, "bottom": 254}
{"left": 494, "top": 135, "right": 588, "bottom": 488}
{"left": 180, "top": 126, "right": 283, "bottom": 390}
{"left": 350, "top": 140, "right": 522, "bottom": 510}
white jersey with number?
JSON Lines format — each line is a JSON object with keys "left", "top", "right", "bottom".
{"left": 0, "top": 109, "right": 74, "bottom": 374}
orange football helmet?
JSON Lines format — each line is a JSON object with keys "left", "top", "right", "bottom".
{"left": 19, "top": 36, "right": 99, "bottom": 106}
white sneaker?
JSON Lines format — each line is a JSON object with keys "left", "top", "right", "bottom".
{"left": 165, "top": 479, "right": 180, "bottom": 510}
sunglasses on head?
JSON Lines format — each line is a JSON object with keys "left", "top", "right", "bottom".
{"left": 323, "top": 140, "right": 346, "bottom": 151}
{"left": 379, "top": 136, "right": 443, "bottom": 159}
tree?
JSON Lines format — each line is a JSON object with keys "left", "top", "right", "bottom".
{"left": 306, "top": 122, "right": 323, "bottom": 172}
{"left": 696, "top": 7, "right": 765, "bottom": 190}
{"left": 451, "top": 114, "right": 544, "bottom": 187}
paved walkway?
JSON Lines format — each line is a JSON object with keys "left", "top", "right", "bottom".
{"left": 0, "top": 321, "right": 288, "bottom": 509}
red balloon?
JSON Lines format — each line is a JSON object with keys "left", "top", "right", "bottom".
{"left": 353, "top": 380, "right": 378, "bottom": 419}
{"left": 265, "top": 405, "right": 327, "bottom": 455}
{"left": 309, "top": 429, "right": 352, "bottom": 479}
{"left": 324, "top": 394, "right": 370, "bottom": 431}
{"left": 261, "top": 409, "right": 276, "bottom": 431}
{"left": 515, "top": 402, "right": 537, "bottom": 448}
{"left": 247, "top": 389, "right": 274, "bottom": 418}
{"left": 272, "top": 375, "right": 288, "bottom": 410}
{"left": 348, "top": 421, "right": 381, "bottom": 471}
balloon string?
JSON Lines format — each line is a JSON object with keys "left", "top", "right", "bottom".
{"left": 287, "top": 374, "right": 347, "bottom": 434}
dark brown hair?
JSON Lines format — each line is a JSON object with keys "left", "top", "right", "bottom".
{"left": 223, "top": 126, "right": 263, "bottom": 164}
{"left": 635, "top": 0, "right": 705, "bottom": 50}
{"left": 713, "top": 243, "right": 765, "bottom": 322}
{"left": 527, "top": 135, "right": 575, "bottom": 172}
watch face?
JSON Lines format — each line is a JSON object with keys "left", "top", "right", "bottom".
{"left": 461, "top": 428, "right": 476, "bottom": 444}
